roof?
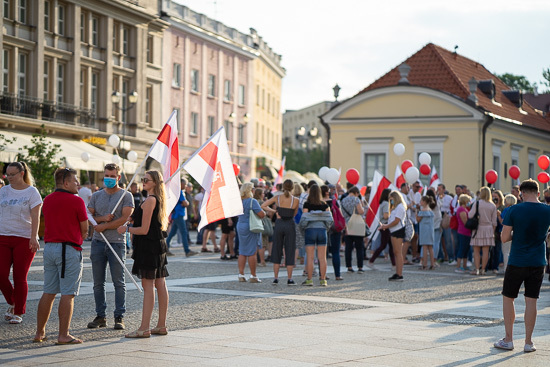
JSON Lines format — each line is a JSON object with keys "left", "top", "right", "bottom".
{"left": 358, "top": 43, "right": 550, "bottom": 132}
{"left": 524, "top": 93, "right": 550, "bottom": 113}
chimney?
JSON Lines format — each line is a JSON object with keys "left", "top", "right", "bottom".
{"left": 397, "top": 63, "right": 411, "bottom": 85}
{"left": 468, "top": 77, "right": 478, "bottom": 104}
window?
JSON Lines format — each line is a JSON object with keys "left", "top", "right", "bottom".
{"left": 261, "top": 88, "right": 265, "bottom": 108}
{"left": 492, "top": 155, "right": 501, "bottom": 189}
{"left": 191, "top": 69, "right": 199, "bottom": 92}
{"left": 528, "top": 149, "right": 537, "bottom": 180}
{"left": 3, "top": 49, "right": 9, "bottom": 93}
{"left": 91, "top": 72, "right": 98, "bottom": 111}
{"left": 190, "top": 112, "right": 198, "bottom": 135}
{"left": 238, "top": 124, "right": 244, "bottom": 144}
{"left": 145, "top": 86, "right": 152, "bottom": 126}
{"left": 57, "top": 4, "right": 65, "bottom": 36}
{"left": 79, "top": 69, "right": 85, "bottom": 107}
{"left": 91, "top": 17, "right": 99, "bottom": 46}
{"left": 238, "top": 84, "right": 245, "bottom": 105}
{"left": 255, "top": 122, "right": 259, "bottom": 143}
{"left": 208, "top": 116, "right": 215, "bottom": 136}
{"left": 80, "top": 12, "right": 85, "bottom": 41}
{"left": 224, "top": 120, "right": 231, "bottom": 140}
{"left": 364, "top": 154, "right": 386, "bottom": 184}
{"left": 122, "top": 27, "right": 129, "bottom": 55}
{"left": 56, "top": 63, "right": 64, "bottom": 103}
{"left": 18, "top": 0, "right": 25, "bottom": 24}
{"left": 207, "top": 74, "right": 215, "bottom": 97}
{"left": 112, "top": 23, "right": 118, "bottom": 51}
{"left": 146, "top": 35, "right": 153, "bottom": 63}
{"left": 224, "top": 80, "right": 231, "bottom": 101}
{"left": 3, "top": 0, "right": 9, "bottom": 20}
{"left": 172, "top": 63, "right": 181, "bottom": 87}
{"left": 18, "top": 53, "right": 27, "bottom": 96}
{"left": 174, "top": 108, "right": 180, "bottom": 131}
{"left": 44, "top": 1, "right": 50, "bottom": 31}
{"left": 256, "top": 84, "right": 259, "bottom": 106}
{"left": 267, "top": 93, "right": 271, "bottom": 113}
{"left": 261, "top": 125, "right": 264, "bottom": 146}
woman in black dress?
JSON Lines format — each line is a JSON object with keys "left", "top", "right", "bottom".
{"left": 118, "top": 170, "right": 169, "bottom": 338}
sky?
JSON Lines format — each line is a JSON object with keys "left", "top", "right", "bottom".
{"left": 175, "top": 0, "right": 550, "bottom": 111}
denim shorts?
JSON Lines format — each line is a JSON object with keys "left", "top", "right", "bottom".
{"left": 43, "top": 243, "right": 83, "bottom": 296}
{"left": 305, "top": 228, "right": 327, "bottom": 246}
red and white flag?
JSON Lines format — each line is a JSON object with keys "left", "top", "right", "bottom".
{"left": 366, "top": 170, "right": 392, "bottom": 236}
{"left": 393, "top": 165, "right": 406, "bottom": 191}
{"left": 272, "top": 156, "right": 286, "bottom": 192}
{"left": 183, "top": 127, "right": 243, "bottom": 231}
{"left": 429, "top": 166, "right": 441, "bottom": 189}
{"left": 148, "top": 110, "right": 180, "bottom": 212}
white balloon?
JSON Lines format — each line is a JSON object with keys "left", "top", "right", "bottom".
{"left": 127, "top": 150, "right": 138, "bottom": 162}
{"left": 419, "top": 152, "right": 431, "bottom": 165}
{"left": 393, "top": 143, "right": 405, "bottom": 156}
{"left": 405, "top": 167, "right": 420, "bottom": 184}
{"left": 112, "top": 154, "right": 121, "bottom": 164}
{"left": 108, "top": 134, "right": 121, "bottom": 148}
{"left": 318, "top": 166, "right": 329, "bottom": 181}
{"left": 326, "top": 168, "right": 340, "bottom": 185}
{"left": 81, "top": 152, "right": 90, "bottom": 162}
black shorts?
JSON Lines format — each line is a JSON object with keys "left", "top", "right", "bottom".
{"left": 205, "top": 221, "right": 219, "bottom": 231}
{"left": 502, "top": 265, "right": 545, "bottom": 299}
{"left": 390, "top": 227, "right": 405, "bottom": 239}
{"left": 220, "top": 218, "right": 235, "bottom": 234}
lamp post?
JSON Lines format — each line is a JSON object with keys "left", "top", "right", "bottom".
{"left": 111, "top": 89, "right": 138, "bottom": 182}
{"left": 333, "top": 84, "right": 341, "bottom": 102}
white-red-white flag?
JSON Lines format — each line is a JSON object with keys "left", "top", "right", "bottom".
{"left": 272, "top": 156, "right": 285, "bottom": 192}
{"left": 429, "top": 166, "right": 441, "bottom": 189}
{"left": 183, "top": 127, "right": 243, "bottom": 231}
{"left": 367, "top": 171, "right": 392, "bottom": 236}
{"left": 393, "top": 165, "right": 406, "bottom": 191}
{"left": 148, "top": 110, "right": 180, "bottom": 212}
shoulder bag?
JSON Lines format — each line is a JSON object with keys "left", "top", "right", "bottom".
{"left": 249, "top": 199, "right": 264, "bottom": 233}
{"left": 465, "top": 201, "right": 480, "bottom": 231}
{"left": 404, "top": 211, "right": 415, "bottom": 242}
{"left": 345, "top": 205, "right": 366, "bottom": 237}
{"left": 331, "top": 199, "right": 346, "bottom": 232}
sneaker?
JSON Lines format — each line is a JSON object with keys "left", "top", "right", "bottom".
{"left": 186, "top": 250, "right": 198, "bottom": 257}
{"left": 347, "top": 268, "right": 355, "bottom": 273}
{"left": 166, "top": 251, "right": 175, "bottom": 257}
{"left": 238, "top": 274, "right": 247, "bottom": 282}
{"left": 319, "top": 279, "right": 328, "bottom": 287}
{"left": 454, "top": 267, "right": 465, "bottom": 273}
{"left": 114, "top": 316, "right": 125, "bottom": 330}
{"left": 87, "top": 316, "right": 107, "bottom": 328}
{"left": 388, "top": 274, "right": 404, "bottom": 282}
{"left": 524, "top": 343, "right": 536, "bottom": 353}
{"left": 272, "top": 279, "right": 279, "bottom": 285}
{"left": 467, "top": 261, "right": 472, "bottom": 267}
{"left": 493, "top": 338, "right": 514, "bottom": 350}
{"left": 366, "top": 262, "right": 376, "bottom": 270}
{"left": 220, "top": 255, "right": 229, "bottom": 260}
{"left": 287, "top": 279, "right": 296, "bottom": 286}
{"left": 357, "top": 269, "right": 365, "bottom": 274}
{"left": 302, "top": 279, "right": 313, "bottom": 286}
{"left": 448, "top": 260, "right": 457, "bottom": 266}
{"left": 412, "top": 257, "right": 420, "bottom": 263}
{"left": 249, "top": 276, "right": 262, "bottom": 283}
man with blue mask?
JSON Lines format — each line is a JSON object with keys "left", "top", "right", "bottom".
{"left": 87, "top": 163, "right": 134, "bottom": 330}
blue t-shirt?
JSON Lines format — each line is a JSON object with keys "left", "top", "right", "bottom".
{"left": 171, "top": 190, "right": 186, "bottom": 219}
{"left": 503, "top": 202, "right": 550, "bottom": 267}
{"left": 237, "top": 198, "right": 262, "bottom": 229}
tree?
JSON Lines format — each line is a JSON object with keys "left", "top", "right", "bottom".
{"left": 16, "top": 125, "right": 62, "bottom": 197}
{"left": 284, "top": 147, "right": 327, "bottom": 175}
{"left": 542, "top": 67, "right": 550, "bottom": 90}
{"left": 0, "top": 134, "right": 17, "bottom": 175}
{"left": 497, "top": 73, "right": 534, "bottom": 92}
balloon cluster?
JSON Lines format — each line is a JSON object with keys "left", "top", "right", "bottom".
{"left": 318, "top": 166, "right": 340, "bottom": 185}
{"left": 394, "top": 144, "right": 431, "bottom": 184}
{"left": 537, "top": 155, "right": 550, "bottom": 184}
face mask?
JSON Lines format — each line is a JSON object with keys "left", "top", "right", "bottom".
{"left": 104, "top": 177, "right": 117, "bottom": 189}
{"left": 390, "top": 199, "right": 394, "bottom": 205}
{"left": 545, "top": 197, "right": 550, "bottom": 203}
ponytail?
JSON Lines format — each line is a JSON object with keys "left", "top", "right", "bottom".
{"left": 282, "top": 179, "right": 293, "bottom": 198}
{"left": 8, "top": 162, "right": 34, "bottom": 186}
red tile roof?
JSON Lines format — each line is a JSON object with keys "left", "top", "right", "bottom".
{"left": 358, "top": 43, "right": 550, "bottom": 132}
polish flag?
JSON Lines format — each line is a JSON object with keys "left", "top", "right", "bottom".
{"left": 366, "top": 170, "right": 392, "bottom": 236}
{"left": 148, "top": 110, "right": 180, "bottom": 212}
{"left": 272, "top": 156, "right": 286, "bottom": 192}
{"left": 393, "top": 165, "right": 406, "bottom": 190}
{"left": 429, "top": 166, "right": 441, "bottom": 189}
{"left": 184, "top": 127, "right": 243, "bottom": 231}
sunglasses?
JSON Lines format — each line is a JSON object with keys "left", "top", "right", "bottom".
{"left": 141, "top": 177, "right": 152, "bottom": 184}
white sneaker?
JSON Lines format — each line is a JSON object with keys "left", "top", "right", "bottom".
{"left": 467, "top": 261, "right": 472, "bottom": 267}
{"left": 366, "top": 262, "right": 376, "bottom": 270}
{"left": 448, "top": 260, "right": 457, "bottom": 266}
{"left": 494, "top": 338, "right": 514, "bottom": 350}
{"left": 238, "top": 274, "right": 247, "bottom": 282}
{"left": 524, "top": 343, "right": 536, "bottom": 353}
{"left": 248, "top": 276, "right": 262, "bottom": 283}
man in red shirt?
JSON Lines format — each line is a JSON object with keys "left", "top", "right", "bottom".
{"left": 33, "top": 168, "right": 88, "bottom": 345}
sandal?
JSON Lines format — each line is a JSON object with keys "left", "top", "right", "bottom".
{"left": 8, "top": 315, "right": 23, "bottom": 324}
{"left": 55, "top": 337, "right": 83, "bottom": 345}
{"left": 33, "top": 336, "right": 48, "bottom": 343}
{"left": 125, "top": 329, "right": 151, "bottom": 338}
{"left": 4, "top": 305, "right": 14, "bottom": 321}
{"left": 150, "top": 327, "right": 168, "bottom": 335}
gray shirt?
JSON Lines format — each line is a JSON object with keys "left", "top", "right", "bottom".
{"left": 88, "top": 189, "right": 134, "bottom": 243}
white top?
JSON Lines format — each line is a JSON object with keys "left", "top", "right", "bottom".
{"left": 78, "top": 186, "right": 93, "bottom": 206}
{"left": 388, "top": 203, "right": 405, "bottom": 233}
{"left": 408, "top": 190, "right": 421, "bottom": 224}
{"left": 0, "top": 185, "right": 42, "bottom": 238}
{"left": 438, "top": 194, "right": 453, "bottom": 214}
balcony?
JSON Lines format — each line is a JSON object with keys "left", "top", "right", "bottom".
{"left": 0, "top": 93, "right": 97, "bottom": 129}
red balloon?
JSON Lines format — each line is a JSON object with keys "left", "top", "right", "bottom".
{"left": 233, "top": 163, "right": 240, "bottom": 176}
{"left": 538, "top": 155, "right": 550, "bottom": 170}
{"left": 508, "top": 165, "right": 520, "bottom": 180}
{"left": 360, "top": 186, "right": 367, "bottom": 196}
{"left": 538, "top": 171, "right": 550, "bottom": 184}
{"left": 401, "top": 160, "right": 413, "bottom": 174}
{"left": 419, "top": 164, "right": 431, "bottom": 176}
{"left": 346, "top": 168, "right": 360, "bottom": 185}
{"left": 485, "top": 170, "right": 498, "bottom": 184}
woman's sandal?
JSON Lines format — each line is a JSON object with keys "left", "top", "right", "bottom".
{"left": 150, "top": 327, "right": 168, "bottom": 335}
{"left": 4, "top": 305, "right": 14, "bottom": 321}
{"left": 125, "top": 329, "right": 151, "bottom": 338}
{"left": 8, "top": 315, "right": 22, "bottom": 324}
{"left": 33, "top": 336, "right": 48, "bottom": 343}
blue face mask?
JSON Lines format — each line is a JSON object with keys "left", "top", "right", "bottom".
{"left": 103, "top": 177, "right": 117, "bottom": 189}
{"left": 390, "top": 199, "right": 394, "bottom": 205}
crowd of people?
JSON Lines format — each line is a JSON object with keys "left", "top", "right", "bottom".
{"left": 1, "top": 161, "right": 549, "bottom": 351}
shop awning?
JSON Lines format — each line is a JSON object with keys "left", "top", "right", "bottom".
{"left": 0, "top": 130, "right": 138, "bottom": 172}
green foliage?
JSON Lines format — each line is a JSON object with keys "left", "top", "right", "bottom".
{"left": 16, "top": 125, "right": 62, "bottom": 197}
{"left": 0, "top": 134, "right": 16, "bottom": 152}
{"left": 542, "top": 67, "right": 550, "bottom": 89}
{"left": 497, "top": 73, "right": 534, "bottom": 92}
{"left": 284, "top": 147, "right": 327, "bottom": 175}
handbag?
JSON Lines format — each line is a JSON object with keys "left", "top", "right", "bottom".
{"left": 465, "top": 201, "right": 480, "bottom": 230}
{"left": 404, "top": 212, "right": 415, "bottom": 242}
{"left": 261, "top": 215, "right": 273, "bottom": 236}
{"left": 248, "top": 199, "right": 264, "bottom": 233}
{"left": 441, "top": 212, "right": 450, "bottom": 229}
{"left": 331, "top": 199, "right": 346, "bottom": 232}
{"left": 346, "top": 207, "right": 366, "bottom": 237}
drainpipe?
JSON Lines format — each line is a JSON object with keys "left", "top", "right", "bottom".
{"left": 481, "top": 114, "right": 494, "bottom": 185}
{"left": 319, "top": 115, "right": 330, "bottom": 167}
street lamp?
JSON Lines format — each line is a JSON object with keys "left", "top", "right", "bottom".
{"left": 111, "top": 89, "right": 138, "bottom": 182}
{"left": 333, "top": 84, "right": 341, "bottom": 102}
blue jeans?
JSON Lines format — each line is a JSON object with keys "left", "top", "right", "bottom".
{"left": 441, "top": 228, "right": 453, "bottom": 260}
{"left": 329, "top": 231, "right": 342, "bottom": 277}
{"left": 90, "top": 239, "right": 126, "bottom": 318}
{"left": 166, "top": 216, "right": 190, "bottom": 253}
{"left": 457, "top": 233, "right": 471, "bottom": 260}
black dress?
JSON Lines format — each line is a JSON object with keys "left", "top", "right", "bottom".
{"left": 131, "top": 195, "right": 169, "bottom": 279}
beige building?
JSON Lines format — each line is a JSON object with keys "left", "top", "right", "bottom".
{"left": 322, "top": 43, "right": 550, "bottom": 191}
{"left": 283, "top": 101, "right": 332, "bottom": 151}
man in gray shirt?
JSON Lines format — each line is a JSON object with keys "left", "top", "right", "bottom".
{"left": 87, "top": 163, "right": 134, "bottom": 330}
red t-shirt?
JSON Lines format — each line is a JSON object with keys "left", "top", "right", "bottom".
{"left": 43, "top": 191, "right": 88, "bottom": 249}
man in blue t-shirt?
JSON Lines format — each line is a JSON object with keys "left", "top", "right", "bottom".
{"left": 494, "top": 179, "right": 550, "bottom": 353}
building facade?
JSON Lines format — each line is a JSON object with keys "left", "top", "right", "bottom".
{"left": 322, "top": 44, "right": 550, "bottom": 191}
{"left": 283, "top": 101, "right": 332, "bottom": 151}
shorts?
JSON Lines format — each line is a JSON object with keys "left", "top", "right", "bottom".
{"left": 502, "top": 265, "right": 545, "bottom": 299}
{"left": 305, "top": 228, "right": 327, "bottom": 247}
{"left": 390, "top": 227, "right": 406, "bottom": 239}
{"left": 43, "top": 243, "right": 83, "bottom": 296}
{"left": 220, "top": 218, "right": 235, "bottom": 234}
{"left": 206, "top": 220, "right": 219, "bottom": 231}
{"left": 261, "top": 235, "right": 269, "bottom": 249}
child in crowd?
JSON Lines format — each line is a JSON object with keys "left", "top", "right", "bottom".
{"left": 417, "top": 196, "right": 435, "bottom": 269}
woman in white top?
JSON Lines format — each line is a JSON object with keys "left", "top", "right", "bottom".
{"left": 0, "top": 162, "right": 42, "bottom": 324}
{"left": 379, "top": 191, "right": 407, "bottom": 281}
